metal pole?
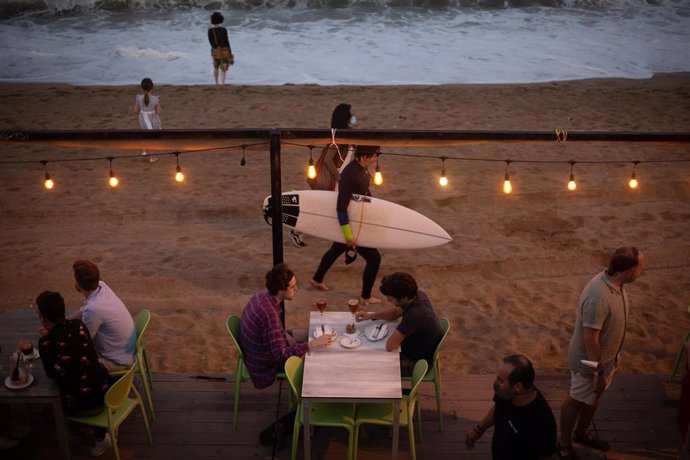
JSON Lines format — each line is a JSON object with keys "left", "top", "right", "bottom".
{"left": 269, "top": 129, "right": 285, "bottom": 327}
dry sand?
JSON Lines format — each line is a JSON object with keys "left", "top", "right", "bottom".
{"left": 0, "top": 75, "right": 689, "bottom": 376}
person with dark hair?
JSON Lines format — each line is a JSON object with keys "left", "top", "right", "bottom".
{"left": 240, "top": 263, "right": 332, "bottom": 389}
{"left": 355, "top": 272, "right": 441, "bottom": 375}
{"left": 291, "top": 102, "right": 357, "bottom": 247}
{"left": 558, "top": 246, "right": 645, "bottom": 459}
{"left": 67, "top": 260, "right": 135, "bottom": 371}
{"left": 132, "top": 77, "right": 162, "bottom": 162}
{"left": 310, "top": 145, "right": 382, "bottom": 304}
{"left": 465, "top": 354, "right": 557, "bottom": 459}
{"left": 37, "top": 290, "right": 113, "bottom": 456}
{"left": 208, "top": 11, "right": 233, "bottom": 85}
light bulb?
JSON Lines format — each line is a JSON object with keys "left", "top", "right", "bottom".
{"left": 109, "top": 170, "right": 119, "bottom": 188}
{"left": 567, "top": 173, "right": 577, "bottom": 191}
{"left": 175, "top": 166, "right": 185, "bottom": 183}
{"left": 439, "top": 175, "right": 448, "bottom": 187}
{"left": 503, "top": 173, "right": 512, "bottom": 194}
{"left": 307, "top": 158, "right": 316, "bottom": 179}
{"left": 44, "top": 173, "right": 54, "bottom": 190}
{"left": 374, "top": 165, "right": 383, "bottom": 186}
{"left": 629, "top": 173, "right": 639, "bottom": 189}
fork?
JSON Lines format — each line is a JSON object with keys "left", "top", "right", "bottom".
{"left": 373, "top": 323, "right": 383, "bottom": 340}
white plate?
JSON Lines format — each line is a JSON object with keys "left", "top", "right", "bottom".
{"left": 364, "top": 323, "right": 389, "bottom": 342}
{"left": 313, "top": 325, "right": 337, "bottom": 339}
{"left": 340, "top": 337, "right": 362, "bottom": 349}
{"left": 4, "top": 373, "right": 34, "bottom": 390}
{"left": 343, "top": 329, "right": 361, "bottom": 338}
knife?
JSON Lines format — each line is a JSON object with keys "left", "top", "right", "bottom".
{"left": 321, "top": 324, "right": 326, "bottom": 335}
{"left": 373, "top": 323, "right": 383, "bottom": 340}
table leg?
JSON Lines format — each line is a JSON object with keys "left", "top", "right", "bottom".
{"left": 392, "top": 400, "right": 400, "bottom": 460}
{"left": 303, "top": 399, "right": 311, "bottom": 460}
{"left": 52, "top": 398, "right": 70, "bottom": 460}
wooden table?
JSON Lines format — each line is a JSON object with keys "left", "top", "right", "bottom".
{"left": 301, "top": 311, "right": 401, "bottom": 460}
{"left": 0, "top": 309, "right": 70, "bottom": 459}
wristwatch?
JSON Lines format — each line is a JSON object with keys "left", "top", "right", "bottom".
{"left": 473, "top": 423, "right": 485, "bottom": 434}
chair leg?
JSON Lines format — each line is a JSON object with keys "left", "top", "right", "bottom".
{"left": 109, "top": 427, "right": 120, "bottom": 460}
{"left": 139, "top": 399, "right": 154, "bottom": 446}
{"left": 415, "top": 402, "right": 423, "bottom": 442}
{"left": 670, "top": 343, "right": 688, "bottom": 382}
{"left": 352, "top": 424, "right": 361, "bottom": 460}
{"left": 408, "top": 420, "right": 417, "bottom": 460}
{"left": 143, "top": 348, "right": 154, "bottom": 390}
{"left": 233, "top": 376, "right": 241, "bottom": 430}
{"left": 434, "top": 370, "right": 443, "bottom": 431}
{"left": 290, "top": 420, "right": 301, "bottom": 460}
{"left": 347, "top": 427, "right": 355, "bottom": 460}
{"left": 138, "top": 362, "right": 156, "bottom": 421}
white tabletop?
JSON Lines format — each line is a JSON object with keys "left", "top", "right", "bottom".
{"left": 308, "top": 311, "right": 394, "bottom": 353}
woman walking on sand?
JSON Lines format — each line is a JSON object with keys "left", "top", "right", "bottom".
{"left": 208, "top": 12, "right": 233, "bottom": 85}
{"left": 133, "top": 77, "right": 162, "bottom": 162}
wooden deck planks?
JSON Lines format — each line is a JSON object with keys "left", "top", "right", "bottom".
{"left": 3, "top": 371, "right": 680, "bottom": 459}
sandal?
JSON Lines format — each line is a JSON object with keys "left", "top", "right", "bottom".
{"left": 573, "top": 430, "right": 610, "bottom": 451}
{"left": 556, "top": 443, "right": 579, "bottom": 460}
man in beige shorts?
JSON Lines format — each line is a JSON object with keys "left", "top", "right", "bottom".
{"left": 558, "top": 247, "right": 644, "bottom": 460}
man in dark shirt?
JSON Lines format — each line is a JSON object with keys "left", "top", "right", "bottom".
{"left": 311, "top": 145, "right": 382, "bottom": 305}
{"left": 465, "top": 354, "right": 557, "bottom": 460}
{"left": 355, "top": 272, "right": 442, "bottom": 375}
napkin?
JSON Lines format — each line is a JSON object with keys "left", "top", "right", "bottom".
{"left": 365, "top": 323, "right": 388, "bottom": 341}
{"left": 313, "top": 325, "right": 336, "bottom": 339}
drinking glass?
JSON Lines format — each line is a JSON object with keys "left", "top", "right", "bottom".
{"left": 20, "top": 342, "right": 34, "bottom": 369}
{"left": 316, "top": 299, "right": 327, "bottom": 330}
{"left": 347, "top": 299, "right": 360, "bottom": 333}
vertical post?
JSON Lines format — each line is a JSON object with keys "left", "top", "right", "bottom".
{"left": 269, "top": 129, "right": 285, "bottom": 327}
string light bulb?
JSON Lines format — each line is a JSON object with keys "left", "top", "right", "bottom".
{"left": 628, "top": 161, "right": 639, "bottom": 189}
{"left": 174, "top": 152, "right": 185, "bottom": 183}
{"left": 439, "top": 157, "right": 448, "bottom": 187}
{"left": 41, "top": 161, "right": 54, "bottom": 190}
{"left": 307, "top": 146, "right": 316, "bottom": 180}
{"left": 567, "top": 161, "right": 577, "bottom": 191}
{"left": 108, "top": 157, "right": 119, "bottom": 188}
{"left": 502, "top": 160, "right": 512, "bottom": 194}
{"left": 373, "top": 158, "right": 383, "bottom": 186}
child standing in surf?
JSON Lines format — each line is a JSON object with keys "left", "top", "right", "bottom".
{"left": 133, "top": 77, "right": 162, "bottom": 162}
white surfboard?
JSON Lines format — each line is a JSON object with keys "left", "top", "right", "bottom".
{"left": 263, "top": 190, "right": 452, "bottom": 249}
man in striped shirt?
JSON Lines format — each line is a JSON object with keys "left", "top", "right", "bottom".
{"left": 240, "top": 263, "right": 332, "bottom": 389}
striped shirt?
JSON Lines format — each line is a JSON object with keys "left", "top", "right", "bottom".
{"left": 239, "top": 290, "right": 309, "bottom": 389}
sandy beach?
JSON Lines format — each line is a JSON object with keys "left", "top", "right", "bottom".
{"left": 0, "top": 75, "right": 689, "bottom": 377}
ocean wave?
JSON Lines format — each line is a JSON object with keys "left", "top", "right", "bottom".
{"left": 0, "top": 0, "right": 680, "bottom": 19}
{"left": 115, "top": 45, "right": 186, "bottom": 61}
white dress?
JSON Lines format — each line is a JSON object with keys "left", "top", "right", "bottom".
{"left": 136, "top": 94, "right": 161, "bottom": 129}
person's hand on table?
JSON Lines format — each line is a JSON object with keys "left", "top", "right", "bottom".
{"left": 355, "top": 311, "right": 375, "bottom": 322}
{"left": 309, "top": 333, "right": 333, "bottom": 350}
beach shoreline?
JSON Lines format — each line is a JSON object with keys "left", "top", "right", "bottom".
{"left": 0, "top": 76, "right": 689, "bottom": 376}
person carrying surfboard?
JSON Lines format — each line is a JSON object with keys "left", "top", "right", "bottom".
{"left": 310, "top": 145, "right": 382, "bottom": 305}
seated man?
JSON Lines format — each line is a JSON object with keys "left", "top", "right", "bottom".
{"left": 37, "top": 290, "right": 113, "bottom": 456}
{"left": 240, "top": 263, "right": 332, "bottom": 389}
{"left": 465, "top": 354, "right": 557, "bottom": 459}
{"left": 68, "top": 260, "right": 135, "bottom": 371}
{"left": 356, "top": 272, "right": 442, "bottom": 375}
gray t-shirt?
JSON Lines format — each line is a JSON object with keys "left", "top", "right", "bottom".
{"left": 567, "top": 271, "right": 629, "bottom": 376}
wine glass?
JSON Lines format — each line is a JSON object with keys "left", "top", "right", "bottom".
{"left": 316, "top": 299, "right": 327, "bottom": 332}
{"left": 347, "top": 299, "right": 360, "bottom": 333}
{"left": 20, "top": 342, "right": 34, "bottom": 369}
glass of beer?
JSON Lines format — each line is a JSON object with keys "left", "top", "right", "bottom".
{"left": 20, "top": 342, "right": 34, "bottom": 368}
{"left": 316, "top": 298, "right": 327, "bottom": 328}
{"left": 347, "top": 299, "right": 359, "bottom": 333}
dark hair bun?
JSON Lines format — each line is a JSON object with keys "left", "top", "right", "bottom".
{"left": 211, "top": 12, "right": 224, "bottom": 25}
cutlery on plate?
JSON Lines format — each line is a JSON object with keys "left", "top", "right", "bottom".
{"left": 321, "top": 324, "right": 326, "bottom": 335}
{"left": 373, "top": 323, "right": 383, "bottom": 340}
{"left": 11, "top": 352, "right": 20, "bottom": 382}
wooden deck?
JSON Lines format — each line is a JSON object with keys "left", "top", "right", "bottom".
{"left": 4, "top": 371, "right": 679, "bottom": 460}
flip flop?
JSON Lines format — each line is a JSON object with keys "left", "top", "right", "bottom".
{"left": 556, "top": 443, "right": 579, "bottom": 460}
{"left": 573, "top": 430, "right": 610, "bottom": 451}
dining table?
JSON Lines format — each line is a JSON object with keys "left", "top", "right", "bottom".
{"left": 301, "top": 310, "right": 402, "bottom": 460}
{"left": 0, "top": 308, "right": 71, "bottom": 459}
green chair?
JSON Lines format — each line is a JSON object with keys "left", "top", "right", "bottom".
{"left": 353, "top": 359, "right": 428, "bottom": 460}
{"left": 669, "top": 330, "right": 690, "bottom": 382}
{"left": 67, "top": 365, "right": 153, "bottom": 460}
{"left": 226, "top": 315, "right": 290, "bottom": 430}
{"left": 111, "top": 309, "right": 155, "bottom": 420}
{"left": 284, "top": 356, "right": 356, "bottom": 460}
{"left": 402, "top": 317, "right": 450, "bottom": 433}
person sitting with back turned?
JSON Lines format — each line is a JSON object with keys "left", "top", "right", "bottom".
{"left": 355, "top": 272, "right": 441, "bottom": 375}
{"left": 67, "top": 260, "right": 136, "bottom": 372}
{"left": 310, "top": 145, "right": 382, "bottom": 305}
{"left": 240, "top": 263, "right": 332, "bottom": 389}
{"left": 37, "top": 290, "right": 114, "bottom": 457}
{"left": 465, "top": 354, "right": 557, "bottom": 459}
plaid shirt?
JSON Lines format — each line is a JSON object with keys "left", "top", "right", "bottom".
{"left": 239, "top": 290, "right": 309, "bottom": 389}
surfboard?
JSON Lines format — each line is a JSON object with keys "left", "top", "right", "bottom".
{"left": 262, "top": 190, "right": 452, "bottom": 249}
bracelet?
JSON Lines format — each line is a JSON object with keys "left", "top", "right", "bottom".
{"left": 473, "top": 423, "right": 485, "bottom": 434}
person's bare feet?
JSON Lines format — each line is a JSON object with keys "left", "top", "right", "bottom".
{"left": 310, "top": 279, "right": 330, "bottom": 291}
{"left": 361, "top": 296, "right": 381, "bottom": 305}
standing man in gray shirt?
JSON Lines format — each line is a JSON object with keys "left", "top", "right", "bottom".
{"left": 558, "top": 247, "right": 644, "bottom": 459}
